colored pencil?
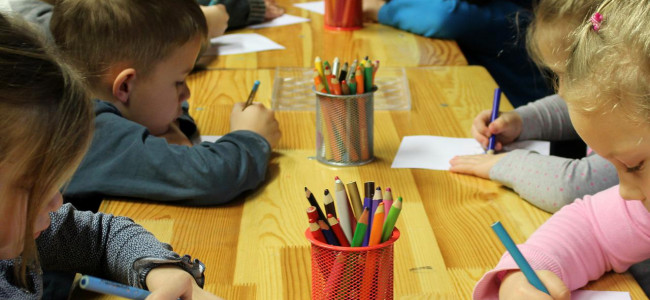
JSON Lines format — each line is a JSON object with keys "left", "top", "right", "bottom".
{"left": 487, "top": 88, "right": 502, "bottom": 154}
{"left": 323, "top": 189, "right": 337, "bottom": 219}
{"left": 351, "top": 208, "right": 369, "bottom": 247}
{"left": 79, "top": 275, "right": 150, "bottom": 300}
{"left": 334, "top": 177, "right": 355, "bottom": 243}
{"left": 363, "top": 182, "right": 375, "bottom": 246}
{"left": 332, "top": 57, "right": 340, "bottom": 78}
{"left": 339, "top": 62, "right": 348, "bottom": 82}
{"left": 313, "top": 69, "right": 327, "bottom": 93}
{"left": 383, "top": 187, "right": 393, "bottom": 222}
{"left": 242, "top": 80, "right": 260, "bottom": 111}
{"left": 346, "top": 181, "right": 363, "bottom": 219}
{"left": 341, "top": 79, "right": 351, "bottom": 95}
{"left": 355, "top": 65, "right": 364, "bottom": 94}
{"left": 309, "top": 218, "right": 327, "bottom": 243}
{"left": 305, "top": 187, "right": 328, "bottom": 225}
{"left": 319, "top": 219, "right": 340, "bottom": 246}
{"left": 381, "top": 197, "right": 402, "bottom": 242}
{"left": 328, "top": 214, "right": 351, "bottom": 247}
{"left": 492, "top": 221, "right": 549, "bottom": 294}
{"left": 368, "top": 202, "right": 385, "bottom": 246}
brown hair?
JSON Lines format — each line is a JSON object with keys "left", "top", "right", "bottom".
{"left": 50, "top": 0, "right": 208, "bottom": 90}
{"left": 0, "top": 13, "right": 93, "bottom": 288}
{"left": 563, "top": 0, "right": 650, "bottom": 122}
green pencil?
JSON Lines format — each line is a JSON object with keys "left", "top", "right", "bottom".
{"left": 381, "top": 196, "right": 402, "bottom": 242}
{"left": 351, "top": 208, "right": 369, "bottom": 247}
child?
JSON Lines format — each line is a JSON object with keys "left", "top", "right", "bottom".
{"left": 363, "top": 0, "right": 554, "bottom": 107}
{"left": 49, "top": 0, "right": 281, "bottom": 208}
{"left": 448, "top": 0, "right": 617, "bottom": 214}
{"left": 0, "top": 13, "right": 222, "bottom": 299}
{"left": 474, "top": 0, "right": 650, "bottom": 298}
{"left": 198, "top": 0, "right": 285, "bottom": 30}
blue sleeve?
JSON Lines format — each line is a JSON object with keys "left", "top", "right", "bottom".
{"left": 64, "top": 101, "right": 272, "bottom": 206}
{"left": 377, "top": 0, "right": 523, "bottom": 40}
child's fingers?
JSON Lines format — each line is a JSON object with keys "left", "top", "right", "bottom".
{"left": 472, "top": 110, "right": 493, "bottom": 134}
{"left": 538, "top": 271, "right": 571, "bottom": 300}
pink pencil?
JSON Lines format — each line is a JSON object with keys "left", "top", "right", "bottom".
{"left": 383, "top": 187, "right": 393, "bottom": 222}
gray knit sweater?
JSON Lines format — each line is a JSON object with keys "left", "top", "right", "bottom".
{"left": 0, "top": 204, "right": 201, "bottom": 299}
{"left": 489, "top": 94, "right": 619, "bottom": 213}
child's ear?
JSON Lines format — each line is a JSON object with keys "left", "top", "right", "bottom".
{"left": 112, "top": 68, "right": 137, "bottom": 104}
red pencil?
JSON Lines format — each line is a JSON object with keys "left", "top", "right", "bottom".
{"left": 327, "top": 214, "right": 351, "bottom": 247}
{"left": 309, "top": 218, "right": 326, "bottom": 243}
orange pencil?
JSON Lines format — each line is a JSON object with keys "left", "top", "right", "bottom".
{"left": 355, "top": 65, "right": 364, "bottom": 94}
{"left": 368, "top": 202, "right": 385, "bottom": 246}
{"left": 313, "top": 69, "right": 327, "bottom": 93}
{"left": 328, "top": 214, "right": 351, "bottom": 247}
{"left": 330, "top": 77, "right": 342, "bottom": 95}
{"left": 309, "top": 218, "right": 326, "bottom": 243}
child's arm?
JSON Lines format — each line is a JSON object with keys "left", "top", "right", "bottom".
{"left": 200, "top": 0, "right": 280, "bottom": 30}
{"left": 36, "top": 204, "right": 206, "bottom": 290}
{"left": 515, "top": 94, "right": 578, "bottom": 142}
{"left": 376, "top": 0, "right": 522, "bottom": 40}
{"left": 473, "top": 186, "right": 650, "bottom": 299}
{"left": 488, "top": 151, "right": 618, "bottom": 213}
{"left": 63, "top": 100, "right": 273, "bottom": 206}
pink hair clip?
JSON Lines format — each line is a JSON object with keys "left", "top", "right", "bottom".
{"left": 590, "top": 12, "right": 603, "bottom": 32}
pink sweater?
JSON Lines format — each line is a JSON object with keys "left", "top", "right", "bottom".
{"left": 473, "top": 185, "right": 650, "bottom": 299}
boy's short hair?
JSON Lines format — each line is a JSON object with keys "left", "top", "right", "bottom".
{"left": 51, "top": 0, "right": 207, "bottom": 88}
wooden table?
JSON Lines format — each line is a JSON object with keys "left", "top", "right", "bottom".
{"left": 94, "top": 66, "right": 646, "bottom": 299}
{"left": 203, "top": 0, "right": 467, "bottom": 69}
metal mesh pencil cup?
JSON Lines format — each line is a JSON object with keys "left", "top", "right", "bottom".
{"left": 315, "top": 87, "right": 376, "bottom": 166}
{"left": 305, "top": 228, "right": 399, "bottom": 299}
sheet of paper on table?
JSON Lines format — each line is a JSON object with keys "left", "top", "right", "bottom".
{"left": 391, "top": 135, "right": 550, "bottom": 171}
{"left": 207, "top": 33, "right": 285, "bottom": 56}
{"left": 293, "top": 1, "right": 324, "bottom": 14}
{"left": 571, "top": 290, "right": 631, "bottom": 300}
{"left": 247, "top": 14, "right": 310, "bottom": 29}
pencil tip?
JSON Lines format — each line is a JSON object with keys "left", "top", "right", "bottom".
{"left": 324, "top": 189, "right": 330, "bottom": 195}
{"left": 386, "top": 187, "right": 391, "bottom": 192}
{"left": 335, "top": 176, "right": 339, "bottom": 180}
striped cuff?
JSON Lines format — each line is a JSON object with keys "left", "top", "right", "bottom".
{"left": 248, "top": 0, "right": 266, "bottom": 24}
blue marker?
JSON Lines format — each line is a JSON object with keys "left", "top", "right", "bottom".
{"left": 243, "top": 80, "right": 260, "bottom": 110}
{"left": 486, "top": 87, "right": 502, "bottom": 154}
{"left": 79, "top": 275, "right": 150, "bottom": 300}
{"left": 208, "top": 0, "right": 218, "bottom": 5}
{"left": 491, "top": 221, "right": 550, "bottom": 295}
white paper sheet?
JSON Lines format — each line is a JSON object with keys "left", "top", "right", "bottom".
{"left": 200, "top": 135, "right": 222, "bottom": 143}
{"left": 391, "top": 135, "right": 550, "bottom": 170}
{"left": 247, "top": 14, "right": 310, "bottom": 29}
{"left": 208, "top": 33, "right": 285, "bottom": 56}
{"left": 293, "top": 1, "right": 325, "bottom": 14}
{"left": 571, "top": 290, "right": 631, "bottom": 300}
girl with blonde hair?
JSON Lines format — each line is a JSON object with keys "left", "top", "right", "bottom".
{"left": 0, "top": 13, "right": 222, "bottom": 299}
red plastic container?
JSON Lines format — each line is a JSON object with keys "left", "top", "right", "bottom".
{"left": 305, "top": 228, "right": 400, "bottom": 299}
{"left": 324, "top": 0, "right": 363, "bottom": 31}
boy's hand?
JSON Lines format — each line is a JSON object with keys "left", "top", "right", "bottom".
{"left": 499, "top": 270, "right": 570, "bottom": 300}
{"left": 472, "top": 109, "right": 522, "bottom": 151}
{"left": 201, "top": 4, "right": 229, "bottom": 38}
{"left": 363, "top": 0, "right": 385, "bottom": 22}
{"left": 231, "top": 102, "right": 281, "bottom": 148}
{"left": 158, "top": 121, "right": 193, "bottom": 146}
{"left": 449, "top": 153, "right": 506, "bottom": 179}
{"left": 264, "top": 0, "right": 285, "bottom": 21}
{"left": 145, "top": 265, "right": 224, "bottom": 300}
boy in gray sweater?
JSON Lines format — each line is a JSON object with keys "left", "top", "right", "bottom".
{"left": 49, "top": 0, "right": 281, "bottom": 208}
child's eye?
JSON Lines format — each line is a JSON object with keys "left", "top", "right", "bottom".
{"left": 626, "top": 161, "right": 644, "bottom": 173}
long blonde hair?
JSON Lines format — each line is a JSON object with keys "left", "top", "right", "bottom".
{"left": 526, "top": 0, "right": 600, "bottom": 79}
{"left": 0, "top": 14, "right": 93, "bottom": 289}
{"left": 563, "top": 0, "right": 650, "bottom": 122}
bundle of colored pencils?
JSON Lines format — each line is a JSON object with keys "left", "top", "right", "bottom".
{"left": 305, "top": 177, "right": 402, "bottom": 247}
{"left": 313, "top": 56, "right": 378, "bottom": 96}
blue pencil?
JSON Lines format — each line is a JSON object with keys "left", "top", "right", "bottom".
{"left": 491, "top": 221, "right": 550, "bottom": 295}
{"left": 208, "top": 0, "right": 218, "bottom": 5}
{"left": 486, "top": 87, "right": 502, "bottom": 154}
{"left": 243, "top": 80, "right": 260, "bottom": 110}
{"left": 79, "top": 275, "right": 150, "bottom": 300}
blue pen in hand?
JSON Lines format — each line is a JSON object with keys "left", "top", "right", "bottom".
{"left": 80, "top": 275, "right": 151, "bottom": 300}
{"left": 242, "top": 80, "right": 260, "bottom": 111}
{"left": 486, "top": 87, "right": 502, "bottom": 154}
{"left": 491, "top": 221, "right": 550, "bottom": 295}
{"left": 208, "top": 0, "right": 218, "bottom": 6}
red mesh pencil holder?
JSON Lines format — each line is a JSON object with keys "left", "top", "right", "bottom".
{"left": 305, "top": 228, "right": 400, "bottom": 300}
